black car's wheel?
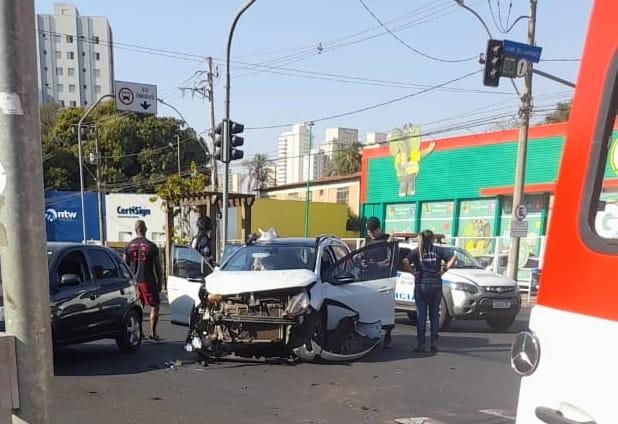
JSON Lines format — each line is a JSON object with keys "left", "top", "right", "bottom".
{"left": 439, "top": 298, "right": 452, "bottom": 330}
{"left": 486, "top": 314, "right": 517, "bottom": 331}
{"left": 116, "top": 309, "right": 142, "bottom": 353}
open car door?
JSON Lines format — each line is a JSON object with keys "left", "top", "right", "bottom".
{"left": 167, "top": 245, "right": 212, "bottom": 326}
{"left": 318, "top": 241, "right": 398, "bottom": 359}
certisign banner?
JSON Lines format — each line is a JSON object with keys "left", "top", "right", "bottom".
{"left": 114, "top": 81, "right": 157, "bottom": 115}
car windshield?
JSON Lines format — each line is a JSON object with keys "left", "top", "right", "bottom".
{"left": 222, "top": 244, "right": 317, "bottom": 272}
{"left": 448, "top": 248, "right": 484, "bottom": 269}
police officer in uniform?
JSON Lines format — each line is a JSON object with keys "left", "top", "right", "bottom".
{"left": 192, "top": 215, "right": 214, "bottom": 266}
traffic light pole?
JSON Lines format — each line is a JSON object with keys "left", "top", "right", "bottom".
{"left": 506, "top": 0, "right": 537, "bottom": 282}
{"left": 0, "top": 1, "right": 54, "bottom": 422}
{"left": 222, "top": 0, "right": 256, "bottom": 255}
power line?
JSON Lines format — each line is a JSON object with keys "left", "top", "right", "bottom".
{"left": 356, "top": 0, "right": 477, "bottom": 63}
{"left": 246, "top": 70, "right": 483, "bottom": 130}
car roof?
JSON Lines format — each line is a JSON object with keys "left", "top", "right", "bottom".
{"left": 254, "top": 237, "right": 316, "bottom": 247}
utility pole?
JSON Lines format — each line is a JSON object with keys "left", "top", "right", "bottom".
{"left": 93, "top": 128, "right": 105, "bottom": 245}
{"left": 207, "top": 57, "right": 218, "bottom": 191}
{"left": 222, "top": 0, "right": 257, "bottom": 254}
{"left": 176, "top": 133, "right": 181, "bottom": 176}
{"left": 0, "top": 1, "right": 54, "bottom": 422}
{"left": 304, "top": 122, "right": 314, "bottom": 237}
{"left": 506, "top": 0, "right": 537, "bottom": 282}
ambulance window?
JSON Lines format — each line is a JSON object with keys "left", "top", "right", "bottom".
{"left": 582, "top": 51, "right": 618, "bottom": 252}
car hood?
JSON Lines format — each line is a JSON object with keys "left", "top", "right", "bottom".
{"left": 205, "top": 269, "right": 317, "bottom": 295}
{"left": 446, "top": 269, "right": 516, "bottom": 287}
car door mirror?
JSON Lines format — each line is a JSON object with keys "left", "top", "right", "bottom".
{"left": 60, "top": 274, "right": 81, "bottom": 287}
{"left": 334, "top": 272, "right": 355, "bottom": 284}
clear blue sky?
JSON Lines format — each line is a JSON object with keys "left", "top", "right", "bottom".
{"left": 34, "top": 0, "right": 591, "bottom": 168}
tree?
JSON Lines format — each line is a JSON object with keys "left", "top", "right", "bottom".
{"left": 41, "top": 101, "right": 210, "bottom": 193}
{"left": 325, "top": 141, "right": 362, "bottom": 177}
{"left": 242, "top": 154, "right": 273, "bottom": 192}
{"left": 544, "top": 100, "right": 572, "bottom": 124}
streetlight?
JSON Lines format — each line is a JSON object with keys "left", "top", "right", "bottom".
{"left": 304, "top": 121, "right": 314, "bottom": 237}
{"left": 221, "top": 0, "right": 257, "bottom": 255}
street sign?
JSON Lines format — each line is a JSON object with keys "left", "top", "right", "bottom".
{"left": 114, "top": 81, "right": 157, "bottom": 115}
{"left": 502, "top": 56, "right": 518, "bottom": 78}
{"left": 503, "top": 39, "right": 542, "bottom": 63}
{"left": 510, "top": 220, "right": 529, "bottom": 238}
{"left": 515, "top": 203, "right": 529, "bottom": 221}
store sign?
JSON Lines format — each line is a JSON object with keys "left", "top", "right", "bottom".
{"left": 610, "top": 135, "right": 618, "bottom": 176}
{"left": 384, "top": 203, "right": 416, "bottom": 233}
{"left": 45, "top": 207, "right": 78, "bottom": 222}
{"left": 389, "top": 124, "right": 435, "bottom": 197}
{"left": 116, "top": 206, "right": 152, "bottom": 218}
{"left": 420, "top": 201, "right": 453, "bottom": 235}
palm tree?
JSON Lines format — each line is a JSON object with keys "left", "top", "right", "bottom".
{"left": 325, "top": 142, "right": 362, "bottom": 177}
{"left": 544, "top": 100, "right": 572, "bottom": 124}
{"left": 242, "top": 154, "right": 273, "bottom": 193}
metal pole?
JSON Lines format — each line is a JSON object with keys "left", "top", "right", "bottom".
{"left": 95, "top": 129, "right": 105, "bottom": 245}
{"left": 0, "top": 1, "right": 53, "bottom": 422}
{"left": 176, "top": 133, "right": 181, "bottom": 176}
{"left": 207, "top": 57, "right": 218, "bottom": 191}
{"left": 77, "top": 93, "right": 113, "bottom": 243}
{"left": 304, "top": 122, "right": 314, "bottom": 237}
{"left": 222, "top": 0, "right": 257, "bottom": 255}
{"left": 506, "top": 0, "right": 537, "bottom": 281}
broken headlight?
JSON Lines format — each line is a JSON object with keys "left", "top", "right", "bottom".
{"left": 285, "top": 290, "right": 310, "bottom": 317}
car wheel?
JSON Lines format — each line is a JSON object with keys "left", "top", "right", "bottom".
{"left": 439, "top": 298, "right": 452, "bottom": 330}
{"left": 116, "top": 309, "right": 142, "bottom": 353}
{"left": 486, "top": 315, "right": 517, "bottom": 331}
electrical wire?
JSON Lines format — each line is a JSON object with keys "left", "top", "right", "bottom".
{"left": 357, "top": 0, "right": 476, "bottom": 63}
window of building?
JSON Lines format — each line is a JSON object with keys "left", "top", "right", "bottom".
{"left": 83, "top": 101, "right": 88, "bottom": 106}
{"left": 95, "top": 52, "right": 100, "bottom": 61}
{"left": 336, "top": 187, "right": 349, "bottom": 204}
{"left": 41, "top": 32, "right": 46, "bottom": 38}
{"left": 55, "top": 51, "right": 61, "bottom": 60}
{"left": 69, "top": 100, "right": 76, "bottom": 107}
{"left": 93, "top": 36, "right": 100, "bottom": 44}
{"left": 68, "top": 84, "right": 76, "bottom": 93}
{"left": 95, "top": 85, "right": 101, "bottom": 94}
{"left": 67, "top": 68, "right": 75, "bottom": 76}
{"left": 94, "top": 69, "right": 101, "bottom": 78}
{"left": 66, "top": 51, "right": 74, "bottom": 60}
{"left": 56, "top": 67, "right": 63, "bottom": 76}
{"left": 83, "top": 84, "right": 87, "bottom": 89}
{"left": 44, "top": 66, "right": 48, "bottom": 71}
{"left": 66, "top": 35, "right": 73, "bottom": 43}
{"left": 82, "top": 51, "right": 86, "bottom": 57}
{"left": 60, "top": 100, "right": 65, "bottom": 107}
{"left": 43, "top": 49, "right": 47, "bottom": 55}
{"left": 288, "top": 192, "right": 299, "bottom": 199}
{"left": 57, "top": 84, "right": 63, "bottom": 92}
{"left": 82, "top": 68, "right": 86, "bottom": 73}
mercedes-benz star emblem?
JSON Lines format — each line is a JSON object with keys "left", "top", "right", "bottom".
{"left": 511, "top": 331, "right": 540, "bottom": 376}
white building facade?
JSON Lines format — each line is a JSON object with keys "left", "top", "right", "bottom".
{"left": 35, "top": 3, "right": 114, "bottom": 107}
{"left": 276, "top": 123, "right": 309, "bottom": 185}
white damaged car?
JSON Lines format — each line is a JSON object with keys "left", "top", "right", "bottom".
{"left": 167, "top": 232, "right": 398, "bottom": 362}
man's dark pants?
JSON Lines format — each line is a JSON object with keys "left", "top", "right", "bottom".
{"left": 415, "top": 283, "right": 443, "bottom": 346}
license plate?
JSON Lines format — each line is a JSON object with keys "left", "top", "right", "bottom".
{"left": 493, "top": 301, "right": 511, "bottom": 309}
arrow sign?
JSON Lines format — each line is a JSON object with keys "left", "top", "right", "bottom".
{"left": 114, "top": 80, "right": 157, "bottom": 115}
{"left": 503, "top": 39, "right": 542, "bottom": 63}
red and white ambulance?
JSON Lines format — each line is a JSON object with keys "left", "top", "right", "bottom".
{"left": 511, "top": 1, "right": 618, "bottom": 423}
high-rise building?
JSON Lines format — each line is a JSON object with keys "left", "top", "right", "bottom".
{"left": 35, "top": 3, "right": 114, "bottom": 107}
{"left": 321, "top": 127, "right": 359, "bottom": 160}
{"left": 276, "top": 123, "right": 309, "bottom": 185}
{"left": 303, "top": 147, "right": 329, "bottom": 181}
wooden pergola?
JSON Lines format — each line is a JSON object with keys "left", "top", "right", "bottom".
{"left": 164, "top": 191, "right": 255, "bottom": 274}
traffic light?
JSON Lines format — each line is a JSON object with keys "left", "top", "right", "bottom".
{"left": 214, "top": 121, "right": 224, "bottom": 162}
{"left": 483, "top": 39, "right": 504, "bottom": 87}
{"left": 213, "top": 119, "right": 244, "bottom": 163}
{"left": 228, "top": 120, "right": 244, "bottom": 161}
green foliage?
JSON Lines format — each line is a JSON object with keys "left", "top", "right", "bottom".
{"left": 155, "top": 162, "right": 208, "bottom": 206}
{"left": 41, "top": 101, "right": 209, "bottom": 192}
{"left": 325, "top": 141, "right": 362, "bottom": 177}
{"left": 544, "top": 100, "right": 572, "bottom": 124}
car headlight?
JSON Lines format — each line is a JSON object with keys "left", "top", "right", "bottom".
{"left": 451, "top": 282, "right": 479, "bottom": 294}
{"left": 285, "top": 291, "right": 310, "bottom": 317}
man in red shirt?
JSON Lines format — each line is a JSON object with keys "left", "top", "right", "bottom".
{"left": 124, "top": 220, "right": 163, "bottom": 340}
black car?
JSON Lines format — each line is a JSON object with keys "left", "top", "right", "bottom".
{"left": 0, "top": 242, "right": 143, "bottom": 352}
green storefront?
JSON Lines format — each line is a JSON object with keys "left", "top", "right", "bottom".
{"left": 361, "top": 123, "right": 618, "bottom": 258}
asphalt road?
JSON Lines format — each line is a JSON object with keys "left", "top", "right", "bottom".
{"left": 4, "top": 303, "right": 530, "bottom": 424}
